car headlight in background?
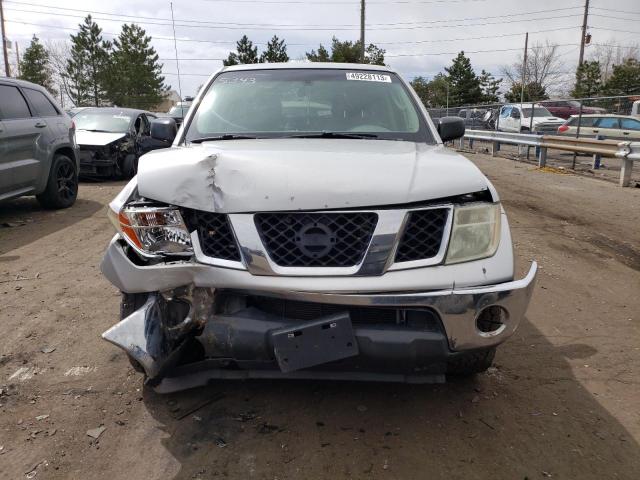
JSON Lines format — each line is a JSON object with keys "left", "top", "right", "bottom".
{"left": 445, "top": 203, "right": 501, "bottom": 264}
{"left": 108, "top": 205, "right": 193, "bottom": 257}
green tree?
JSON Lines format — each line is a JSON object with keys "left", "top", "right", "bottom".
{"left": 107, "top": 24, "right": 167, "bottom": 109}
{"left": 409, "top": 74, "right": 449, "bottom": 107}
{"left": 224, "top": 35, "right": 259, "bottom": 66}
{"left": 306, "top": 37, "right": 385, "bottom": 65}
{"left": 410, "top": 76, "right": 430, "bottom": 106}
{"left": 479, "top": 70, "right": 502, "bottom": 103}
{"left": 66, "top": 15, "right": 111, "bottom": 106}
{"left": 571, "top": 61, "right": 602, "bottom": 98}
{"left": 19, "top": 35, "right": 56, "bottom": 94}
{"left": 604, "top": 58, "right": 640, "bottom": 95}
{"left": 504, "top": 81, "right": 548, "bottom": 103}
{"left": 444, "top": 51, "right": 482, "bottom": 106}
{"left": 260, "top": 35, "right": 289, "bottom": 63}
{"left": 306, "top": 44, "right": 330, "bottom": 62}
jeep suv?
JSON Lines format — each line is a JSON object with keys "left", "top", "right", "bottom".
{"left": 0, "top": 78, "right": 79, "bottom": 208}
{"left": 101, "top": 64, "right": 537, "bottom": 392}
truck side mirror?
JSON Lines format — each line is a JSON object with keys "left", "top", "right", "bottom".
{"left": 150, "top": 118, "right": 177, "bottom": 144}
{"left": 437, "top": 116, "right": 465, "bottom": 142}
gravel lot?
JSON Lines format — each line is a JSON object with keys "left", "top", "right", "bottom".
{"left": 1, "top": 152, "right": 639, "bottom": 480}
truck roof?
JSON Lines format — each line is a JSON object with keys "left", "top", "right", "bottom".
{"left": 221, "top": 62, "right": 395, "bottom": 73}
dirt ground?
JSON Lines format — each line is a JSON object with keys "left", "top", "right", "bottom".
{"left": 1, "top": 153, "right": 639, "bottom": 480}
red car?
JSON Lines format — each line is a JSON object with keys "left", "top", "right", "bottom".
{"left": 540, "top": 100, "right": 607, "bottom": 119}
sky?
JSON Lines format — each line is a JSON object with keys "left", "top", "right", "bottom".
{"left": 2, "top": 0, "right": 639, "bottom": 100}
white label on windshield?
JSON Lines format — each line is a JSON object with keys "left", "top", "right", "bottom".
{"left": 346, "top": 72, "right": 391, "bottom": 83}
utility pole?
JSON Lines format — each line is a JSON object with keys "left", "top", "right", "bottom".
{"left": 170, "top": 2, "right": 183, "bottom": 101}
{"left": 578, "top": 0, "right": 590, "bottom": 67}
{"left": 0, "top": 0, "right": 10, "bottom": 76}
{"left": 15, "top": 41, "right": 19, "bottom": 77}
{"left": 360, "top": 0, "right": 365, "bottom": 63}
{"left": 520, "top": 32, "right": 528, "bottom": 109}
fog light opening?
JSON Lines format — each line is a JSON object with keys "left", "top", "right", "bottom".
{"left": 476, "top": 306, "right": 508, "bottom": 335}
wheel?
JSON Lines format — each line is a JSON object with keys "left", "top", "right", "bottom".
{"left": 121, "top": 154, "right": 138, "bottom": 179}
{"left": 446, "top": 347, "right": 496, "bottom": 376}
{"left": 120, "top": 292, "right": 149, "bottom": 373}
{"left": 36, "top": 154, "right": 78, "bottom": 209}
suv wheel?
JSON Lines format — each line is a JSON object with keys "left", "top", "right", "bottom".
{"left": 36, "top": 154, "right": 78, "bottom": 209}
{"left": 446, "top": 347, "right": 496, "bottom": 376}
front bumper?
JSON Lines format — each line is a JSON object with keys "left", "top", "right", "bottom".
{"left": 101, "top": 239, "right": 536, "bottom": 391}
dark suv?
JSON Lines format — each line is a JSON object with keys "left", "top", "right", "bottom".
{"left": 0, "top": 78, "right": 79, "bottom": 209}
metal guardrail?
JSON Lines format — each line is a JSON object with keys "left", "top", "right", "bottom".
{"left": 461, "top": 130, "right": 639, "bottom": 187}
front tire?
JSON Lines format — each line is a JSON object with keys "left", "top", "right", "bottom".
{"left": 447, "top": 347, "right": 496, "bottom": 376}
{"left": 36, "top": 154, "right": 78, "bottom": 209}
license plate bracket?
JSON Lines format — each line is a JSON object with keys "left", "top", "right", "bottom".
{"left": 271, "top": 312, "right": 358, "bottom": 373}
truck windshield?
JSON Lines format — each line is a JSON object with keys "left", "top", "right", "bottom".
{"left": 522, "top": 107, "right": 553, "bottom": 118}
{"left": 185, "top": 69, "right": 433, "bottom": 143}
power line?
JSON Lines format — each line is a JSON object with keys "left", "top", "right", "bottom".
{"left": 2, "top": 1, "right": 585, "bottom": 28}
{"left": 4, "top": 6, "right": 585, "bottom": 31}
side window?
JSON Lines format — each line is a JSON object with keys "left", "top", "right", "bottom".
{"left": 620, "top": 118, "right": 640, "bottom": 131}
{"left": 23, "top": 88, "right": 59, "bottom": 117}
{"left": 594, "top": 117, "right": 619, "bottom": 129}
{"left": 510, "top": 108, "right": 520, "bottom": 118}
{"left": 141, "top": 115, "right": 151, "bottom": 135}
{"left": 0, "top": 85, "right": 32, "bottom": 119}
{"left": 571, "top": 117, "right": 595, "bottom": 127}
{"left": 500, "top": 107, "right": 511, "bottom": 118}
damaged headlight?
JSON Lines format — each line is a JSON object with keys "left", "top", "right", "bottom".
{"left": 108, "top": 205, "right": 193, "bottom": 257}
{"left": 445, "top": 203, "right": 501, "bottom": 264}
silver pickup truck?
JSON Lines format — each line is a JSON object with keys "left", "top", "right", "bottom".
{"left": 100, "top": 63, "right": 537, "bottom": 392}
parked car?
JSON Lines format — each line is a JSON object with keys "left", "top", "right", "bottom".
{"left": 66, "top": 106, "right": 90, "bottom": 117}
{"left": 557, "top": 114, "right": 640, "bottom": 140}
{"left": 75, "top": 107, "right": 174, "bottom": 178}
{"left": 457, "top": 108, "right": 490, "bottom": 129}
{"left": 539, "top": 99, "right": 607, "bottom": 119}
{"left": 100, "top": 63, "right": 537, "bottom": 392}
{"left": 166, "top": 101, "right": 192, "bottom": 127}
{"left": 497, "top": 103, "right": 565, "bottom": 133}
{"left": 0, "top": 78, "right": 79, "bottom": 209}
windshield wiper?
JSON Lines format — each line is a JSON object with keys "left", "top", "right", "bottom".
{"left": 285, "top": 131, "right": 379, "bottom": 139}
{"left": 78, "top": 129, "right": 115, "bottom": 133}
{"left": 190, "top": 134, "right": 258, "bottom": 143}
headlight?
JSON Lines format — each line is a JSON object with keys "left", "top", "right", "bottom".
{"left": 445, "top": 203, "right": 501, "bottom": 264}
{"left": 108, "top": 205, "right": 193, "bottom": 257}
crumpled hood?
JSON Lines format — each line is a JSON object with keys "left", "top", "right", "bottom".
{"left": 136, "top": 139, "right": 490, "bottom": 213}
{"left": 76, "top": 130, "right": 127, "bottom": 146}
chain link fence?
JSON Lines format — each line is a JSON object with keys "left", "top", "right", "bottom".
{"left": 427, "top": 95, "right": 640, "bottom": 137}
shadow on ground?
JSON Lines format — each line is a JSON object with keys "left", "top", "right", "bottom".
{"left": 0, "top": 189, "right": 109, "bottom": 256}
{"left": 141, "top": 317, "right": 640, "bottom": 480}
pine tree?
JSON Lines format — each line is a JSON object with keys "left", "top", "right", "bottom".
{"left": 504, "top": 81, "right": 548, "bottom": 103}
{"left": 260, "top": 35, "right": 289, "bottom": 63}
{"left": 479, "top": 70, "right": 502, "bottom": 103}
{"left": 306, "top": 45, "right": 330, "bottom": 62}
{"left": 224, "top": 35, "right": 259, "bottom": 66}
{"left": 19, "top": 36, "right": 56, "bottom": 94}
{"left": 604, "top": 59, "right": 640, "bottom": 95}
{"left": 107, "top": 24, "right": 167, "bottom": 109}
{"left": 444, "top": 52, "right": 482, "bottom": 106}
{"left": 66, "top": 15, "right": 111, "bottom": 106}
{"left": 409, "top": 74, "right": 448, "bottom": 107}
{"left": 305, "top": 37, "right": 385, "bottom": 65}
{"left": 572, "top": 61, "right": 602, "bottom": 98}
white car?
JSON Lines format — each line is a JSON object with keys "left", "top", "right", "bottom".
{"left": 497, "top": 103, "right": 565, "bottom": 134}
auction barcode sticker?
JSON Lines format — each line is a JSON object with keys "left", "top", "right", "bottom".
{"left": 346, "top": 72, "right": 392, "bottom": 83}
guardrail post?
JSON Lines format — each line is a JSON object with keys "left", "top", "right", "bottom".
{"left": 538, "top": 146, "right": 547, "bottom": 168}
{"left": 459, "top": 137, "right": 464, "bottom": 149}
{"left": 469, "top": 138, "right": 474, "bottom": 149}
{"left": 592, "top": 135, "right": 604, "bottom": 169}
{"left": 491, "top": 141, "right": 499, "bottom": 157}
{"left": 620, "top": 158, "right": 633, "bottom": 187}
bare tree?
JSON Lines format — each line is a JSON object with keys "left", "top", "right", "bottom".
{"left": 45, "top": 40, "right": 73, "bottom": 108}
{"left": 588, "top": 39, "right": 640, "bottom": 82}
{"left": 501, "top": 41, "right": 565, "bottom": 94}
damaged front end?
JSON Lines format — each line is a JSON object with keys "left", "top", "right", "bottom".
{"left": 78, "top": 136, "right": 135, "bottom": 178}
{"left": 101, "top": 176, "right": 536, "bottom": 393}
